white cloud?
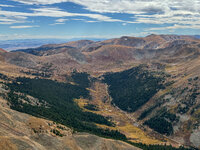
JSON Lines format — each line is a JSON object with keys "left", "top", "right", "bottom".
{"left": 55, "top": 18, "right": 68, "bottom": 23}
{"left": 50, "top": 22, "right": 65, "bottom": 26}
{"left": 11, "top": 0, "right": 200, "bottom": 14}
{"left": 0, "top": 4, "right": 15, "bottom": 7}
{"left": 50, "top": 18, "right": 68, "bottom": 25}
{"left": 146, "top": 24, "right": 200, "bottom": 31}
{"left": 8, "top": 0, "right": 200, "bottom": 27}
{"left": 0, "top": 16, "right": 26, "bottom": 24}
{"left": 72, "top": 18, "right": 85, "bottom": 21}
{"left": 9, "top": 0, "right": 169, "bottom": 14}
{"left": 10, "top": 25, "right": 39, "bottom": 28}
{"left": 134, "top": 10, "right": 200, "bottom": 25}
{"left": 85, "top": 20, "right": 99, "bottom": 23}
{"left": 11, "top": 0, "right": 68, "bottom": 5}
{"left": 0, "top": 18, "right": 16, "bottom": 22}
{"left": 72, "top": 18, "right": 99, "bottom": 23}
{"left": 2, "top": 0, "right": 200, "bottom": 30}
{"left": 0, "top": 7, "right": 123, "bottom": 25}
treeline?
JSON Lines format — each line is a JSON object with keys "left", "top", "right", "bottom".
{"left": 0, "top": 73, "right": 9, "bottom": 81}
{"left": 84, "top": 104, "right": 99, "bottom": 111}
{"left": 71, "top": 71, "right": 91, "bottom": 88}
{"left": 138, "top": 103, "right": 160, "bottom": 120}
{"left": 103, "top": 66, "right": 165, "bottom": 112}
{"left": 144, "top": 117, "right": 173, "bottom": 135}
{"left": 128, "top": 141, "right": 196, "bottom": 150}
{"left": 6, "top": 77, "right": 126, "bottom": 140}
{"left": 144, "top": 108, "right": 178, "bottom": 135}
{"left": 20, "top": 70, "right": 51, "bottom": 78}
{"left": 0, "top": 73, "right": 195, "bottom": 149}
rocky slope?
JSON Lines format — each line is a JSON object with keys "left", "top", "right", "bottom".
{"left": 0, "top": 104, "right": 139, "bottom": 150}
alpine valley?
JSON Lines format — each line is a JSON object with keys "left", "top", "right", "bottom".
{"left": 0, "top": 34, "right": 200, "bottom": 150}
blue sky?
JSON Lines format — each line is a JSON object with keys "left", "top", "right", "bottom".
{"left": 0, "top": 0, "right": 200, "bottom": 40}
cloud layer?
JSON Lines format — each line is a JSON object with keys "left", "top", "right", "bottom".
{"left": 11, "top": 0, "right": 200, "bottom": 15}
{"left": 0, "top": 6, "right": 123, "bottom": 25}
{"left": 0, "top": 0, "right": 199, "bottom": 40}
{"left": 2, "top": 0, "right": 199, "bottom": 29}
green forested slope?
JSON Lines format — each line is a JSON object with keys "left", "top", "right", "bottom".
{"left": 103, "top": 66, "right": 165, "bottom": 112}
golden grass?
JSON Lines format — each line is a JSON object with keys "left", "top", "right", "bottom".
{"left": 27, "top": 117, "right": 50, "bottom": 133}
{"left": 97, "top": 123, "right": 162, "bottom": 144}
{"left": 0, "top": 137, "right": 18, "bottom": 150}
{"left": 74, "top": 81, "right": 167, "bottom": 145}
{"left": 119, "top": 124, "right": 162, "bottom": 144}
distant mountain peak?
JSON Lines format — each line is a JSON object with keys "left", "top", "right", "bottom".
{"left": 0, "top": 48, "right": 7, "bottom": 53}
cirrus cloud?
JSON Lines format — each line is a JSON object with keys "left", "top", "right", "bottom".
{"left": 8, "top": 0, "right": 200, "bottom": 28}
{"left": 10, "top": 25, "right": 39, "bottom": 28}
{"left": 0, "top": 0, "right": 199, "bottom": 40}
{"left": 0, "top": 4, "right": 15, "bottom": 7}
{"left": 10, "top": 0, "right": 200, "bottom": 15}
{"left": 0, "top": 6, "right": 123, "bottom": 25}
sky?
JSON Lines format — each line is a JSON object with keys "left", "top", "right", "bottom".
{"left": 0, "top": 0, "right": 200, "bottom": 40}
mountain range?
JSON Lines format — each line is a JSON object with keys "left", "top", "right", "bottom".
{"left": 0, "top": 34, "right": 200, "bottom": 150}
{"left": 0, "top": 38, "right": 106, "bottom": 51}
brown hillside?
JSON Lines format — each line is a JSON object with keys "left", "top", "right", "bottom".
{"left": 1, "top": 34, "right": 200, "bottom": 148}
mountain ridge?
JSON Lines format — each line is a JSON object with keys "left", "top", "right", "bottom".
{"left": 0, "top": 34, "right": 200, "bottom": 149}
